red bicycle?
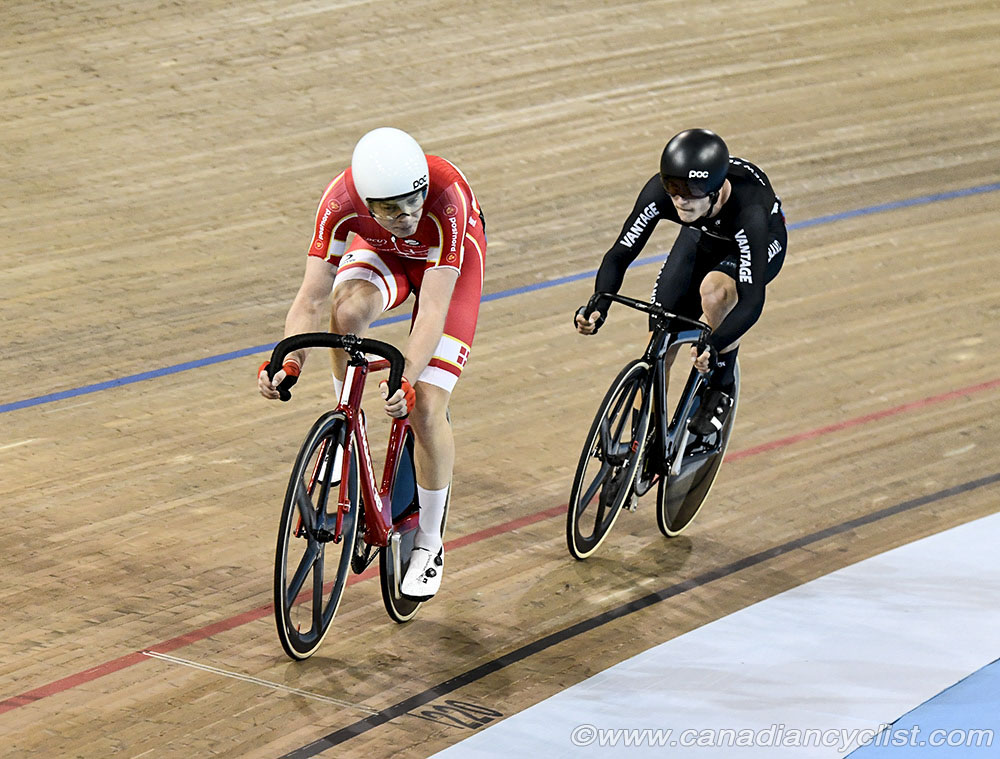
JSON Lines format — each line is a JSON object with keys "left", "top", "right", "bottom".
{"left": 265, "top": 333, "right": 447, "bottom": 660}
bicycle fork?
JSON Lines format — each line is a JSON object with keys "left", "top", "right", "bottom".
{"left": 666, "top": 366, "right": 706, "bottom": 476}
{"left": 390, "top": 533, "right": 405, "bottom": 597}
{"left": 295, "top": 427, "right": 350, "bottom": 544}
{"left": 670, "top": 428, "right": 692, "bottom": 477}
{"left": 646, "top": 332, "right": 705, "bottom": 478}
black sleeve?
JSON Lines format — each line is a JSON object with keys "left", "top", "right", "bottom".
{"left": 592, "top": 175, "right": 666, "bottom": 314}
{"left": 708, "top": 204, "right": 770, "bottom": 351}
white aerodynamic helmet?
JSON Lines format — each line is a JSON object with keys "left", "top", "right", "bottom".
{"left": 351, "top": 127, "right": 429, "bottom": 202}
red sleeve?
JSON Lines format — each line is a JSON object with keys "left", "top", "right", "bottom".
{"left": 423, "top": 181, "right": 473, "bottom": 273}
{"left": 307, "top": 172, "right": 355, "bottom": 266}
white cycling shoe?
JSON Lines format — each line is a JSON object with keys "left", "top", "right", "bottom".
{"left": 401, "top": 546, "right": 444, "bottom": 600}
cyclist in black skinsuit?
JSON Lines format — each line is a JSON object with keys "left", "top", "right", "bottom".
{"left": 575, "top": 128, "right": 786, "bottom": 436}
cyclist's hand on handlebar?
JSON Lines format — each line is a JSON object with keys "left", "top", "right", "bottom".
{"left": 691, "top": 344, "right": 717, "bottom": 374}
{"left": 574, "top": 306, "right": 606, "bottom": 335}
{"left": 258, "top": 359, "right": 301, "bottom": 401}
{"left": 379, "top": 376, "right": 416, "bottom": 418}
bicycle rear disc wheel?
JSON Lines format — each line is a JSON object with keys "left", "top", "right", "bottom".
{"left": 656, "top": 365, "right": 740, "bottom": 537}
{"left": 567, "top": 359, "right": 651, "bottom": 559}
{"left": 274, "top": 411, "right": 360, "bottom": 660}
{"left": 379, "top": 428, "right": 450, "bottom": 622}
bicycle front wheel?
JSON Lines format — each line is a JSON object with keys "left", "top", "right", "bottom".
{"left": 567, "top": 359, "right": 651, "bottom": 559}
{"left": 274, "top": 411, "right": 360, "bottom": 660}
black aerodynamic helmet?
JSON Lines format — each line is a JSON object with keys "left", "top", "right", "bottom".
{"left": 659, "top": 128, "right": 730, "bottom": 198}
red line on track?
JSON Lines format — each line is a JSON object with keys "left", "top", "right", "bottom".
{"left": 2, "top": 377, "right": 996, "bottom": 715}
{"left": 726, "top": 377, "right": 1000, "bottom": 461}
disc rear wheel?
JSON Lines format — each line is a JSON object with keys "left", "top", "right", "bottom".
{"left": 656, "top": 364, "right": 740, "bottom": 537}
{"left": 378, "top": 428, "right": 451, "bottom": 622}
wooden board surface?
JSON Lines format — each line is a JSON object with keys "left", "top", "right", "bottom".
{"left": 2, "top": 0, "right": 999, "bottom": 756}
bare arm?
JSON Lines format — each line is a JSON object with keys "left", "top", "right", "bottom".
{"left": 404, "top": 267, "right": 459, "bottom": 380}
{"left": 379, "top": 267, "right": 458, "bottom": 417}
{"left": 283, "top": 255, "right": 338, "bottom": 368}
{"left": 258, "top": 256, "right": 336, "bottom": 399}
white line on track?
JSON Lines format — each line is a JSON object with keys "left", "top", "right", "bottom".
{"left": 0, "top": 439, "right": 38, "bottom": 451}
{"left": 42, "top": 400, "right": 95, "bottom": 413}
{"left": 944, "top": 444, "right": 976, "bottom": 457}
{"left": 141, "top": 650, "right": 380, "bottom": 714}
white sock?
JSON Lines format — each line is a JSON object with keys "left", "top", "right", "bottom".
{"left": 332, "top": 373, "right": 344, "bottom": 400}
{"left": 414, "top": 485, "right": 448, "bottom": 553}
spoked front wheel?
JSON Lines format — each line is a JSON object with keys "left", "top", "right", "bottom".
{"left": 274, "top": 411, "right": 360, "bottom": 660}
{"left": 656, "top": 364, "right": 740, "bottom": 537}
{"left": 567, "top": 359, "right": 651, "bottom": 559}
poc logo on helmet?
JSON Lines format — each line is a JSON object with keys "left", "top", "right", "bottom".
{"left": 688, "top": 170, "right": 710, "bottom": 179}
{"left": 413, "top": 175, "right": 429, "bottom": 191}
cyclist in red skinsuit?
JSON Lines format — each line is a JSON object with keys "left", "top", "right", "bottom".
{"left": 307, "top": 152, "right": 485, "bottom": 387}
{"left": 258, "top": 127, "right": 486, "bottom": 600}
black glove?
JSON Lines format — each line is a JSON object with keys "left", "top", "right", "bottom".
{"left": 574, "top": 305, "right": 606, "bottom": 335}
{"left": 259, "top": 360, "right": 300, "bottom": 402}
{"left": 694, "top": 339, "right": 719, "bottom": 371}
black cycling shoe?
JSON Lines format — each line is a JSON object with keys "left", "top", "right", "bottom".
{"left": 688, "top": 388, "right": 733, "bottom": 437}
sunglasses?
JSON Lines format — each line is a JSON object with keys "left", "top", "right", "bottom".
{"left": 662, "top": 178, "right": 709, "bottom": 200}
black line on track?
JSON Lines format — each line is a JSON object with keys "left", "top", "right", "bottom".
{"left": 280, "top": 472, "right": 1000, "bottom": 759}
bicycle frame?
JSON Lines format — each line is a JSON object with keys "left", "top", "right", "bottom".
{"left": 646, "top": 327, "right": 712, "bottom": 477}
{"left": 266, "top": 331, "right": 417, "bottom": 551}
{"left": 588, "top": 292, "right": 714, "bottom": 481}
{"left": 334, "top": 356, "right": 420, "bottom": 549}
{"left": 567, "top": 293, "right": 735, "bottom": 557}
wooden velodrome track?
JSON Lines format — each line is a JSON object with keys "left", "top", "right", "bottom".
{"left": 2, "top": 0, "right": 999, "bottom": 756}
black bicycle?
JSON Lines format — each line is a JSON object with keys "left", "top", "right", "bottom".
{"left": 566, "top": 292, "right": 740, "bottom": 559}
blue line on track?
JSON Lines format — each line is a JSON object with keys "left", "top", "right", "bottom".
{"left": 3, "top": 182, "right": 999, "bottom": 415}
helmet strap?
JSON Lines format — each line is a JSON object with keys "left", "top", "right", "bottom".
{"left": 707, "top": 189, "right": 720, "bottom": 211}
{"left": 690, "top": 190, "right": 720, "bottom": 222}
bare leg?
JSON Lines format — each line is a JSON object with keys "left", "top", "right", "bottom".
{"left": 402, "top": 382, "right": 453, "bottom": 589}
{"left": 698, "top": 271, "right": 739, "bottom": 351}
{"left": 327, "top": 279, "right": 383, "bottom": 380}
{"left": 408, "top": 382, "right": 454, "bottom": 491}
{"left": 698, "top": 270, "right": 742, "bottom": 392}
